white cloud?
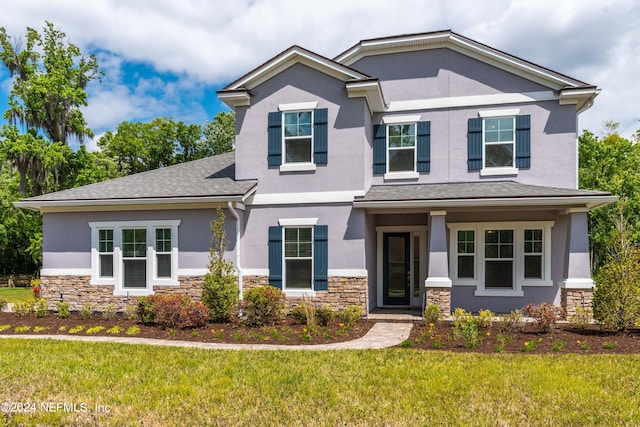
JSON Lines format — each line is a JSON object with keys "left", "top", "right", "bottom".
{"left": 1, "top": 0, "right": 639, "bottom": 138}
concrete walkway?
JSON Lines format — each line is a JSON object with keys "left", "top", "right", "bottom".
{"left": 1, "top": 322, "right": 414, "bottom": 351}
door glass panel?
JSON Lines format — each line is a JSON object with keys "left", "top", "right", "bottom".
{"left": 413, "top": 235, "right": 420, "bottom": 298}
{"left": 387, "top": 235, "right": 407, "bottom": 299}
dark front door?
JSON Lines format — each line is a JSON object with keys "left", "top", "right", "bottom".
{"left": 383, "top": 233, "right": 411, "bottom": 305}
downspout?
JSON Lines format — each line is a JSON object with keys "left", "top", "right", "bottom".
{"left": 227, "top": 201, "right": 243, "bottom": 300}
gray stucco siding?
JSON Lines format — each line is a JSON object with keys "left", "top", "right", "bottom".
{"left": 42, "top": 209, "right": 235, "bottom": 271}
{"left": 241, "top": 204, "right": 366, "bottom": 271}
{"left": 234, "top": 63, "right": 369, "bottom": 195}
{"left": 351, "top": 49, "right": 549, "bottom": 102}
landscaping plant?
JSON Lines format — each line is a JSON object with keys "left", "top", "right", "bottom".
{"left": 242, "top": 286, "right": 286, "bottom": 326}
{"left": 201, "top": 208, "right": 239, "bottom": 322}
{"left": 522, "top": 303, "right": 565, "bottom": 332}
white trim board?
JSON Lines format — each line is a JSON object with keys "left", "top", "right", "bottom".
{"left": 249, "top": 190, "right": 365, "bottom": 205}
{"left": 386, "top": 91, "right": 556, "bottom": 113}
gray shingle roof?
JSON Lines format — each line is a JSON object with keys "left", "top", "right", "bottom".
{"left": 356, "top": 181, "right": 613, "bottom": 202}
{"left": 23, "top": 152, "right": 256, "bottom": 203}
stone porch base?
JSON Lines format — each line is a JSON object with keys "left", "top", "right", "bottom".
{"left": 40, "top": 275, "right": 205, "bottom": 312}
{"left": 243, "top": 275, "right": 368, "bottom": 313}
{"left": 561, "top": 288, "right": 594, "bottom": 317}
{"left": 426, "top": 287, "right": 452, "bottom": 318}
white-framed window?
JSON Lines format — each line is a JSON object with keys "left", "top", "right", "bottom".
{"left": 387, "top": 123, "right": 416, "bottom": 173}
{"left": 448, "top": 221, "right": 553, "bottom": 297}
{"left": 283, "top": 227, "right": 313, "bottom": 290}
{"left": 283, "top": 110, "right": 313, "bottom": 164}
{"left": 483, "top": 117, "right": 515, "bottom": 169}
{"left": 89, "top": 220, "right": 180, "bottom": 295}
{"left": 98, "top": 229, "right": 114, "bottom": 278}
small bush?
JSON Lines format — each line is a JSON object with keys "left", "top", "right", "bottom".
{"left": 138, "top": 294, "right": 209, "bottom": 329}
{"left": 315, "top": 305, "right": 335, "bottom": 327}
{"left": 34, "top": 299, "right": 48, "bottom": 318}
{"left": 522, "top": 303, "right": 565, "bottom": 332}
{"left": 497, "top": 310, "right": 524, "bottom": 332}
{"left": 291, "top": 302, "right": 313, "bottom": 324}
{"left": 31, "top": 279, "right": 41, "bottom": 299}
{"left": 102, "top": 303, "right": 117, "bottom": 320}
{"left": 423, "top": 304, "right": 441, "bottom": 325}
{"left": 56, "top": 301, "right": 70, "bottom": 319}
{"left": 13, "top": 301, "right": 34, "bottom": 317}
{"left": 202, "top": 273, "right": 238, "bottom": 323}
{"left": 476, "top": 309, "right": 494, "bottom": 329}
{"left": 568, "top": 307, "right": 592, "bottom": 329}
{"left": 339, "top": 305, "right": 363, "bottom": 326}
{"left": 80, "top": 302, "right": 93, "bottom": 320}
{"left": 243, "top": 286, "right": 286, "bottom": 326}
{"left": 124, "top": 304, "right": 138, "bottom": 320}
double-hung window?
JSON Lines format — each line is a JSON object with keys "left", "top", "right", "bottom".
{"left": 284, "top": 227, "right": 313, "bottom": 289}
{"left": 449, "top": 222, "right": 553, "bottom": 297}
{"left": 483, "top": 117, "right": 515, "bottom": 169}
{"left": 267, "top": 103, "right": 328, "bottom": 172}
{"left": 90, "top": 220, "right": 180, "bottom": 295}
{"left": 283, "top": 111, "right": 313, "bottom": 164}
{"left": 387, "top": 123, "right": 416, "bottom": 173}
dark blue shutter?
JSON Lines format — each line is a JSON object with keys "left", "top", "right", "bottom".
{"left": 313, "top": 225, "right": 328, "bottom": 291}
{"left": 267, "top": 111, "right": 282, "bottom": 167}
{"left": 373, "top": 124, "right": 386, "bottom": 174}
{"left": 416, "top": 121, "right": 431, "bottom": 173}
{"left": 313, "top": 108, "right": 328, "bottom": 165}
{"left": 467, "top": 118, "right": 483, "bottom": 171}
{"left": 515, "top": 115, "right": 531, "bottom": 169}
{"left": 268, "top": 226, "right": 283, "bottom": 289}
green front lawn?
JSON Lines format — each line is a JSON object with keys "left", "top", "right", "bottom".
{"left": 0, "top": 287, "right": 33, "bottom": 303}
{"left": 1, "top": 339, "right": 639, "bottom": 425}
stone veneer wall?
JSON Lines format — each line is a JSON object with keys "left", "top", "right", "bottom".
{"left": 561, "top": 288, "right": 593, "bottom": 317}
{"left": 243, "top": 276, "right": 368, "bottom": 313}
{"left": 40, "top": 275, "right": 206, "bottom": 312}
{"left": 426, "top": 287, "right": 451, "bottom": 318}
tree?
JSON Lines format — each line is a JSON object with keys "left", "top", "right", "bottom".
{"left": 593, "top": 211, "right": 640, "bottom": 331}
{"left": 0, "top": 21, "right": 101, "bottom": 145}
{"left": 202, "top": 111, "right": 235, "bottom": 156}
{"left": 578, "top": 126, "right": 640, "bottom": 271}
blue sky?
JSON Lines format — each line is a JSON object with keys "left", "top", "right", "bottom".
{"left": 1, "top": 0, "right": 639, "bottom": 151}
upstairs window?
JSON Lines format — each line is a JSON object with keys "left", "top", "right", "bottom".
{"left": 483, "top": 117, "right": 514, "bottom": 168}
{"left": 388, "top": 124, "right": 416, "bottom": 172}
{"left": 283, "top": 111, "right": 313, "bottom": 163}
{"left": 267, "top": 105, "right": 328, "bottom": 171}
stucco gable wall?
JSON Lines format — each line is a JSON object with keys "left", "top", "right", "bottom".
{"left": 350, "top": 48, "right": 550, "bottom": 101}
{"left": 234, "top": 63, "right": 369, "bottom": 195}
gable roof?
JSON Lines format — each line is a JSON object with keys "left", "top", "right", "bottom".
{"left": 354, "top": 181, "right": 615, "bottom": 210}
{"left": 15, "top": 152, "right": 257, "bottom": 212}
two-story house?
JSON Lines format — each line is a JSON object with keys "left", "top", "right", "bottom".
{"left": 18, "top": 31, "right": 615, "bottom": 316}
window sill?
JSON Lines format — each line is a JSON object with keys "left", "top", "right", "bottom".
{"left": 151, "top": 279, "right": 180, "bottom": 287}
{"left": 280, "top": 163, "right": 316, "bottom": 172}
{"left": 90, "top": 278, "right": 115, "bottom": 286}
{"left": 113, "top": 289, "right": 154, "bottom": 297}
{"left": 480, "top": 167, "right": 518, "bottom": 177}
{"left": 283, "top": 290, "right": 316, "bottom": 298}
{"left": 384, "top": 171, "right": 419, "bottom": 180}
{"left": 474, "top": 289, "right": 524, "bottom": 297}
{"left": 522, "top": 280, "right": 553, "bottom": 287}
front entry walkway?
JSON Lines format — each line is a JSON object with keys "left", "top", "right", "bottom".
{"left": 2, "top": 322, "right": 413, "bottom": 351}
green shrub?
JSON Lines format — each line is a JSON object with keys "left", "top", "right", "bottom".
{"left": 476, "top": 309, "right": 494, "bottom": 329}
{"left": 137, "top": 294, "right": 209, "bottom": 329}
{"left": 34, "top": 299, "right": 48, "bottom": 318}
{"left": 453, "top": 311, "right": 484, "bottom": 349}
{"left": 594, "top": 249, "right": 640, "bottom": 331}
{"left": 338, "top": 305, "right": 363, "bottom": 326}
{"left": 80, "top": 302, "right": 93, "bottom": 320}
{"left": 568, "top": 307, "right": 592, "bottom": 329}
{"left": 497, "top": 310, "right": 523, "bottom": 332}
{"left": 291, "top": 302, "right": 312, "bottom": 324}
{"left": 56, "top": 301, "right": 70, "bottom": 319}
{"left": 522, "top": 303, "right": 565, "bottom": 332}
{"left": 201, "top": 208, "right": 239, "bottom": 323}
{"left": 102, "top": 303, "right": 117, "bottom": 320}
{"left": 202, "top": 273, "right": 238, "bottom": 323}
{"left": 124, "top": 304, "right": 138, "bottom": 320}
{"left": 315, "top": 304, "right": 335, "bottom": 327}
{"left": 13, "top": 300, "right": 34, "bottom": 317}
{"left": 243, "top": 286, "right": 286, "bottom": 326}
{"left": 423, "top": 304, "right": 441, "bottom": 325}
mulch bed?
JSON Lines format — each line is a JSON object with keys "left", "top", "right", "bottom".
{"left": 403, "top": 321, "right": 640, "bottom": 354}
{"left": 0, "top": 312, "right": 372, "bottom": 346}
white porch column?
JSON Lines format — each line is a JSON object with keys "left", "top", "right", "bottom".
{"left": 425, "top": 210, "right": 451, "bottom": 316}
{"left": 561, "top": 208, "right": 594, "bottom": 315}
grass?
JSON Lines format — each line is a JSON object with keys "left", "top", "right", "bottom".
{"left": 0, "top": 287, "right": 33, "bottom": 303}
{"left": 0, "top": 340, "right": 639, "bottom": 426}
